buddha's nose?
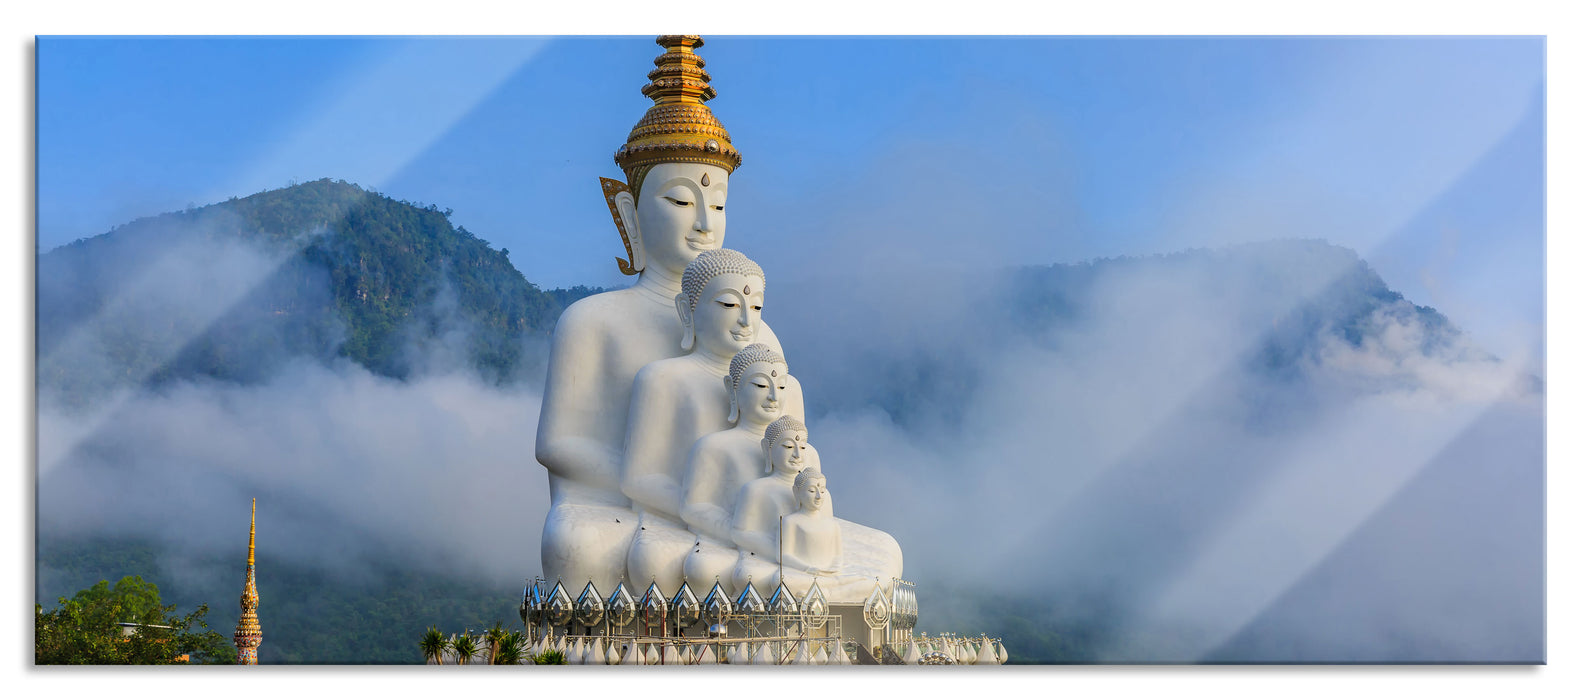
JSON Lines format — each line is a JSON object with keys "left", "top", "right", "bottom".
{"left": 695, "top": 207, "right": 720, "bottom": 240}
{"left": 766, "top": 384, "right": 778, "bottom": 402}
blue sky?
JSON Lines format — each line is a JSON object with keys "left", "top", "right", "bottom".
{"left": 37, "top": 35, "right": 1544, "bottom": 367}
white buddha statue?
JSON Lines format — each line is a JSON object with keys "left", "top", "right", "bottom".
{"left": 623, "top": 249, "right": 806, "bottom": 593}
{"left": 729, "top": 416, "right": 815, "bottom": 591}
{"left": 679, "top": 344, "right": 815, "bottom": 585}
{"left": 774, "top": 469, "right": 883, "bottom": 601}
{"left": 731, "top": 417, "right": 903, "bottom": 603}
{"left": 534, "top": 35, "right": 796, "bottom": 594}
{"left": 779, "top": 469, "right": 840, "bottom": 575}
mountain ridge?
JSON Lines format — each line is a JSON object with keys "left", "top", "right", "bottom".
{"left": 37, "top": 178, "right": 601, "bottom": 407}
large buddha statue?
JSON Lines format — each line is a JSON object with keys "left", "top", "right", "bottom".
{"left": 534, "top": 36, "right": 794, "bottom": 594}
{"left": 536, "top": 34, "right": 898, "bottom": 616}
{"left": 679, "top": 343, "right": 815, "bottom": 585}
{"left": 622, "top": 249, "right": 804, "bottom": 593}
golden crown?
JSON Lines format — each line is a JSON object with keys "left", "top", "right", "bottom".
{"left": 614, "top": 35, "right": 742, "bottom": 196}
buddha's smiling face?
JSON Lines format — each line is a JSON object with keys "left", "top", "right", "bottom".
{"left": 771, "top": 429, "right": 810, "bottom": 475}
{"left": 636, "top": 163, "right": 729, "bottom": 276}
{"left": 735, "top": 360, "right": 788, "bottom": 427}
{"left": 690, "top": 272, "right": 763, "bottom": 358}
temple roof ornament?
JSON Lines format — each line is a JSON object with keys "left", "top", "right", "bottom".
{"left": 523, "top": 579, "right": 546, "bottom": 628}
{"left": 639, "top": 579, "right": 669, "bottom": 629}
{"left": 767, "top": 581, "right": 800, "bottom": 616}
{"left": 615, "top": 35, "right": 742, "bottom": 197}
{"left": 734, "top": 579, "right": 767, "bottom": 614}
{"left": 575, "top": 581, "right": 606, "bottom": 628}
{"left": 234, "top": 499, "right": 262, "bottom": 664}
{"left": 862, "top": 581, "right": 890, "bottom": 629}
{"left": 701, "top": 579, "right": 733, "bottom": 626}
{"left": 607, "top": 580, "right": 638, "bottom": 628}
{"left": 545, "top": 580, "right": 575, "bottom": 627}
{"left": 671, "top": 580, "right": 701, "bottom": 628}
{"left": 801, "top": 580, "right": 828, "bottom": 618}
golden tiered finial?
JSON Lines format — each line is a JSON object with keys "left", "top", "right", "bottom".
{"left": 613, "top": 35, "right": 742, "bottom": 198}
{"left": 247, "top": 498, "right": 256, "bottom": 567}
{"left": 235, "top": 498, "right": 262, "bottom": 664}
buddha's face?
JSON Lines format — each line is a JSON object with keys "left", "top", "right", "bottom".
{"left": 690, "top": 272, "right": 763, "bottom": 358}
{"left": 770, "top": 429, "right": 810, "bottom": 475}
{"left": 636, "top": 163, "right": 729, "bottom": 277}
{"left": 797, "top": 475, "right": 828, "bottom": 514}
{"left": 734, "top": 360, "right": 788, "bottom": 427}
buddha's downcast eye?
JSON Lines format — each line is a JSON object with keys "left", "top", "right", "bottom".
{"left": 750, "top": 304, "right": 763, "bottom": 312}
{"left": 717, "top": 300, "right": 737, "bottom": 309}
{"left": 665, "top": 197, "right": 694, "bottom": 207}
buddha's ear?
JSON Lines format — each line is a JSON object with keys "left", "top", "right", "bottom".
{"left": 675, "top": 293, "right": 694, "bottom": 351}
{"left": 613, "top": 187, "right": 645, "bottom": 273}
{"left": 725, "top": 375, "right": 739, "bottom": 424}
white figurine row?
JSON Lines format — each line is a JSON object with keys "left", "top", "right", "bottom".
{"left": 431, "top": 630, "right": 1007, "bottom": 666}
{"left": 903, "top": 634, "right": 1010, "bottom": 665}
{"left": 431, "top": 632, "right": 859, "bottom": 665}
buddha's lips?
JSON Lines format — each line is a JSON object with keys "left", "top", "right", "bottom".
{"left": 731, "top": 329, "right": 754, "bottom": 341}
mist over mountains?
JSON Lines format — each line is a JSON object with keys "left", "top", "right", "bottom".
{"left": 37, "top": 178, "right": 597, "bottom": 408}
{"left": 36, "top": 181, "right": 1542, "bottom": 663}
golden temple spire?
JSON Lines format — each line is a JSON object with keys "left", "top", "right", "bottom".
{"left": 247, "top": 498, "right": 256, "bottom": 568}
{"left": 235, "top": 498, "right": 262, "bottom": 664}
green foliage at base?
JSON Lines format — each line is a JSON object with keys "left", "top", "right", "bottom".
{"left": 34, "top": 576, "right": 235, "bottom": 665}
{"left": 532, "top": 649, "right": 567, "bottom": 665}
{"left": 420, "top": 626, "right": 450, "bottom": 665}
{"left": 38, "top": 536, "right": 520, "bottom": 664}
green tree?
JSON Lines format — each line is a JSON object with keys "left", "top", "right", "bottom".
{"left": 420, "top": 626, "right": 450, "bottom": 665}
{"left": 35, "top": 576, "right": 235, "bottom": 664}
{"left": 483, "top": 621, "right": 508, "bottom": 665}
{"left": 492, "top": 630, "right": 526, "bottom": 665}
{"left": 451, "top": 631, "right": 480, "bottom": 665}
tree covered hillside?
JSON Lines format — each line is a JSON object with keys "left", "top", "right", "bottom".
{"left": 38, "top": 179, "right": 598, "bottom": 406}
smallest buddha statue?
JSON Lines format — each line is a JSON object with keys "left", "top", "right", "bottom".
{"left": 779, "top": 469, "right": 841, "bottom": 576}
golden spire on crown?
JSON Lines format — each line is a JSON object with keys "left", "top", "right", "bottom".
{"left": 614, "top": 35, "right": 742, "bottom": 197}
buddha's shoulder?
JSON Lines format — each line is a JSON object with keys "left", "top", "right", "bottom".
{"left": 634, "top": 355, "right": 712, "bottom": 385}
{"left": 692, "top": 429, "right": 746, "bottom": 454}
{"left": 628, "top": 360, "right": 678, "bottom": 399}
{"left": 557, "top": 288, "right": 667, "bottom": 333}
{"left": 742, "top": 476, "right": 781, "bottom": 495}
